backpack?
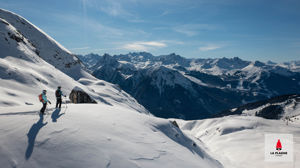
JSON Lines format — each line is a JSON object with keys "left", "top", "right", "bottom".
{"left": 38, "top": 94, "right": 43, "bottom": 102}
{"left": 56, "top": 90, "right": 60, "bottom": 97}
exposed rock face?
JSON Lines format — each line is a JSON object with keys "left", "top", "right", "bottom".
{"left": 170, "top": 120, "right": 179, "bottom": 128}
{"left": 69, "top": 87, "right": 97, "bottom": 104}
{"left": 255, "top": 105, "right": 283, "bottom": 119}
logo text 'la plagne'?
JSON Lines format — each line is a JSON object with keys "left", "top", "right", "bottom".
{"left": 270, "top": 139, "right": 288, "bottom": 156}
{"left": 265, "top": 134, "right": 293, "bottom": 162}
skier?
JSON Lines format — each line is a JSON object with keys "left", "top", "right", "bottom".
{"left": 39, "top": 90, "right": 51, "bottom": 114}
{"left": 55, "top": 86, "right": 66, "bottom": 109}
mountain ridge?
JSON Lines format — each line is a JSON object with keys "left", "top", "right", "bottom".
{"left": 78, "top": 52, "right": 300, "bottom": 119}
{"left": 0, "top": 8, "right": 147, "bottom": 113}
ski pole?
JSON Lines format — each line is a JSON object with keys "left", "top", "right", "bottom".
{"left": 64, "top": 96, "right": 68, "bottom": 113}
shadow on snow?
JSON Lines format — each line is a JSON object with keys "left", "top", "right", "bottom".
{"left": 51, "top": 109, "right": 65, "bottom": 122}
{"left": 25, "top": 114, "right": 47, "bottom": 160}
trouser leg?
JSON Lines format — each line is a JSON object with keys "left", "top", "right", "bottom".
{"left": 56, "top": 98, "right": 62, "bottom": 108}
{"left": 59, "top": 98, "right": 62, "bottom": 108}
{"left": 40, "top": 103, "right": 47, "bottom": 114}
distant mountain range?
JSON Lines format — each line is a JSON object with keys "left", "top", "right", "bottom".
{"left": 78, "top": 52, "right": 300, "bottom": 119}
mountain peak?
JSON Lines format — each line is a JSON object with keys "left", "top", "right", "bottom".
{"left": 103, "top": 53, "right": 112, "bottom": 58}
{"left": 267, "top": 60, "right": 277, "bottom": 65}
{"left": 0, "top": 8, "right": 90, "bottom": 80}
{"left": 169, "top": 53, "right": 177, "bottom": 56}
{"left": 253, "top": 61, "right": 266, "bottom": 67}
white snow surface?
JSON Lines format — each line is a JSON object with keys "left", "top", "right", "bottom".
{"left": 0, "top": 104, "right": 222, "bottom": 168}
{"left": 177, "top": 115, "right": 300, "bottom": 168}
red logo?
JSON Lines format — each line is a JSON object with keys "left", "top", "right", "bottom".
{"left": 276, "top": 139, "right": 282, "bottom": 151}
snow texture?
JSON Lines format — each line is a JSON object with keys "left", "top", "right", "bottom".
{"left": 177, "top": 115, "right": 300, "bottom": 168}
{"left": 0, "top": 104, "right": 222, "bottom": 168}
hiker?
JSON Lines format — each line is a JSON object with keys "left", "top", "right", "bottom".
{"left": 39, "top": 90, "right": 51, "bottom": 114}
{"left": 55, "top": 86, "right": 66, "bottom": 108}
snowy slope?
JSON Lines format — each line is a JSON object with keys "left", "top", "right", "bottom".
{"left": 146, "top": 66, "right": 195, "bottom": 95}
{"left": 219, "top": 94, "right": 300, "bottom": 120}
{"left": 177, "top": 115, "right": 300, "bottom": 168}
{"left": 0, "top": 9, "right": 146, "bottom": 113}
{"left": 0, "top": 8, "right": 89, "bottom": 80}
{"left": 0, "top": 104, "right": 222, "bottom": 168}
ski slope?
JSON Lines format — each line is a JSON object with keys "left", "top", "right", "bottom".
{"left": 0, "top": 104, "right": 222, "bottom": 168}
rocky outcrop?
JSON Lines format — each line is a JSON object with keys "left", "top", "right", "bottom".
{"left": 170, "top": 120, "right": 179, "bottom": 128}
{"left": 255, "top": 105, "right": 283, "bottom": 119}
{"left": 69, "top": 87, "right": 97, "bottom": 104}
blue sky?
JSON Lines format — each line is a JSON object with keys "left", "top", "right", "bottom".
{"left": 1, "top": 0, "right": 300, "bottom": 62}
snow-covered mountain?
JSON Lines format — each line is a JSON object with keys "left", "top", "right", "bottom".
{"left": 0, "top": 8, "right": 147, "bottom": 113}
{"left": 279, "top": 61, "right": 300, "bottom": 73}
{"left": 217, "top": 94, "right": 300, "bottom": 120}
{"left": 176, "top": 114, "right": 300, "bottom": 168}
{"left": 79, "top": 52, "right": 300, "bottom": 119}
{"left": 81, "top": 51, "right": 300, "bottom": 75}
{"left": 0, "top": 9, "right": 90, "bottom": 80}
{"left": 78, "top": 53, "right": 102, "bottom": 69}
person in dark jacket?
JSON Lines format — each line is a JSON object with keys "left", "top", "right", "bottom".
{"left": 55, "top": 86, "right": 65, "bottom": 108}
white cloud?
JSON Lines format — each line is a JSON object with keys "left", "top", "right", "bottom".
{"left": 199, "top": 44, "right": 222, "bottom": 51}
{"left": 87, "top": 0, "right": 138, "bottom": 20}
{"left": 161, "top": 10, "right": 171, "bottom": 16}
{"left": 123, "top": 43, "right": 148, "bottom": 51}
{"left": 99, "top": 1, "right": 129, "bottom": 17}
{"left": 91, "top": 47, "right": 124, "bottom": 52}
{"left": 174, "top": 24, "right": 216, "bottom": 36}
{"left": 174, "top": 28, "right": 198, "bottom": 37}
{"left": 70, "top": 46, "right": 90, "bottom": 50}
{"left": 128, "top": 19, "right": 146, "bottom": 23}
{"left": 122, "top": 41, "right": 167, "bottom": 51}
{"left": 140, "top": 41, "right": 167, "bottom": 47}
{"left": 161, "top": 40, "right": 184, "bottom": 45}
